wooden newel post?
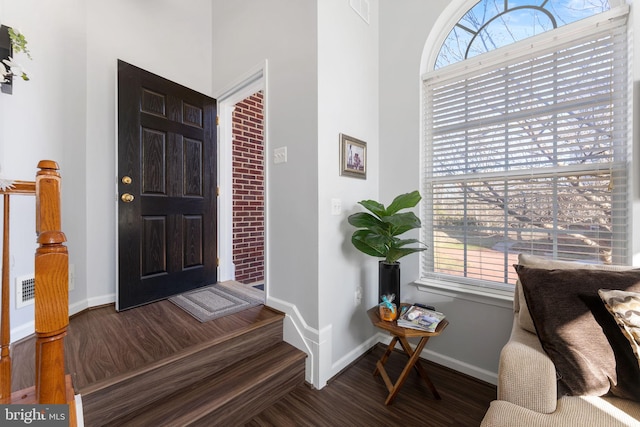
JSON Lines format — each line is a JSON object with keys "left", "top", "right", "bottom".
{"left": 34, "top": 161, "right": 68, "bottom": 404}
{"left": 35, "top": 231, "right": 68, "bottom": 403}
{"left": 36, "top": 160, "right": 62, "bottom": 235}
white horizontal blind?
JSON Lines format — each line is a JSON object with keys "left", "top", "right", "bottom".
{"left": 422, "top": 17, "right": 629, "bottom": 290}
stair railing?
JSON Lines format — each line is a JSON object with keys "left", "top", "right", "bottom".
{"left": 0, "top": 160, "right": 76, "bottom": 425}
{"left": 1, "top": 176, "right": 36, "bottom": 399}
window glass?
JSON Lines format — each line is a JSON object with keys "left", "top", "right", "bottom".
{"left": 436, "top": 0, "right": 610, "bottom": 69}
{"left": 424, "top": 2, "right": 628, "bottom": 290}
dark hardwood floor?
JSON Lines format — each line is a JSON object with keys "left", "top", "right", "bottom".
{"left": 11, "top": 301, "right": 495, "bottom": 426}
{"left": 11, "top": 301, "right": 282, "bottom": 392}
{"left": 247, "top": 343, "right": 496, "bottom": 427}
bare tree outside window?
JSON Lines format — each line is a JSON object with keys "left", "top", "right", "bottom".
{"left": 423, "top": 1, "right": 628, "bottom": 288}
{"left": 436, "top": 0, "right": 610, "bottom": 69}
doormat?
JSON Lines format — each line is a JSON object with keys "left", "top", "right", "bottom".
{"left": 168, "top": 284, "right": 263, "bottom": 323}
{"left": 253, "top": 283, "right": 264, "bottom": 291}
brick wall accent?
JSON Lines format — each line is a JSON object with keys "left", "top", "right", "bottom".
{"left": 232, "top": 91, "right": 264, "bottom": 284}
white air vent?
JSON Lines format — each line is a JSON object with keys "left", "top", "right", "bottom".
{"left": 16, "top": 274, "right": 35, "bottom": 309}
{"left": 350, "top": 0, "right": 370, "bottom": 24}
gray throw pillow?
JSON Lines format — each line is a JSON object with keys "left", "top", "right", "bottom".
{"left": 515, "top": 265, "right": 640, "bottom": 401}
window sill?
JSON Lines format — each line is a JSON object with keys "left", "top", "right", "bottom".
{"left": 413, "top": 279, "right": 514, "bottom": 309}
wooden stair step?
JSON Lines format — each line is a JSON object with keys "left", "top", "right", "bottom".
{"left": 81, "top": 311, "right": 285, "bottom": 426}
{"left": 106, "top": 341, "right": 307, "bottom": 427}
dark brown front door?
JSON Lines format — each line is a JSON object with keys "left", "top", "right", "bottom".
{"left": 117, "top": 60, "right": 217, "bottom": 311}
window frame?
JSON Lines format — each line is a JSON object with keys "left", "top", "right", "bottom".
{"left": 418, "top": 5, "right": 631, "bottom": 294}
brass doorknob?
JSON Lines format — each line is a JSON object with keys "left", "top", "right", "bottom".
{"left": 121, "top": 176, "right": 132, "bottom": 185}
{"left": 121, "top": 193, "right": 135, "bottom": 203}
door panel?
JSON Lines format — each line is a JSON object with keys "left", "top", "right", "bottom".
{"left": 117, "top": 60, "right": 217, "bottom": 311}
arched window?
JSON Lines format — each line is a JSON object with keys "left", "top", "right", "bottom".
{"left": 420, "top": 2, "right": 630, "bottom": 292}
{"left": 436, "top": 0, "right": 610, "bottom": 69}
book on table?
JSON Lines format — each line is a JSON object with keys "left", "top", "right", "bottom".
{"left": 397, "top": 305, "right": 445, "bottom": 333}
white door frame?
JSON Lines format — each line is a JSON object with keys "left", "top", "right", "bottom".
{"left": 216, "top": 64, "right": 266, "bottom": 283}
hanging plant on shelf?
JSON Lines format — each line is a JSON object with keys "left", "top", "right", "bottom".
{"left": 0, "top": 24, "right": 31, "bottom": 93}
{"left": 0, "top": 24, "right": 31, "bottom": 187}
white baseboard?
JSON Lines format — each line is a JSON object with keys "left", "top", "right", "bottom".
{"left": 69, "top": 293, "right": 115, "bottom": 316}
{"left": 330, "top": 334, "right": 379, "bottom": 377}
{"left": 266, "top": 295, "right": 318, "bottom": 386}
{"left": 422, "top": 347, "right": 498, "bottom": 385}
{"left": 265, "top": 295, "right": 496, "bottom": 389}
{"left": 75, "top": 394, "right": 85, "bottom": 427}
{"left": 69, "top": 300, "right": 89, "bottom": 317}
{"left": 377, "top": 332, "right": 498, "bottom": 385}
{"left": 11, "top": 320, "right": 34, "bottom": 343}
{"left": 11, "top": 294, "right": 116, "bottom": 343}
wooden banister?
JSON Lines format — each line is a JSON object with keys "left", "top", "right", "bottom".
{"left": 35, "top": 230, "right": 68, "bottom": 403}
{"left": 36, "top": 160, "right": 62, "bottom": 235}
{"left": 0, "top": 161, "right": 76, "bottom": 425}
{"left": 34, "top": 161, "right": 68, "bottom": 404}
{"left": 0, "top": 180, "right": 35, "bottom": 401}
{"left": 0, "top": 181, "right": 37, "bottom": 195}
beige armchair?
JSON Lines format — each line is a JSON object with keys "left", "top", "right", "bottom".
{"left": 481, "top": 254, "right": 640, "bottom": 427}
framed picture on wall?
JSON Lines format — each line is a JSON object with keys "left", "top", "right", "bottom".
{"left": 340, "top": 133, "right": 367, "bottom": 179}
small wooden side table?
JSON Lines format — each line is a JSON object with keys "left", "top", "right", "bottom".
{"left": 367, "top": 305, "right": 449, "bottom": 405}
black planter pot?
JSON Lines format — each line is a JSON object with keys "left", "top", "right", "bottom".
{"left": 379, "top": 261, "right": 400, "bottom": 306}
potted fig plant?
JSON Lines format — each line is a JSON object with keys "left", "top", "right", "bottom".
{"left": 347, "top": 190, "right": 427, "bottom": 307}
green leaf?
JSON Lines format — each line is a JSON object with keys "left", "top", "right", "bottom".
{"left": 386, "top": 190, "right": 421, "bottom": 216}
{"left": 381, "top": 212, "right": 421, "bottom": 236}
{"left": 393, "top": 238, "right": 423, "bottom": 248}
{"left": 358, "top": 199, "right": 386, "bottom": 218}
{"left": 8, "top": 28, "right": 31, "bottom": 59}
{"left": 348, "top": 191, "right": 427, "bottom": 263}
{"left": 386, "top": 246, "right": 428, "bottom": 264}
{"left": 351, "top": 230, "right": 386, "bottom": 258}
{"left": 348, "top": 212, "right": 384, "bottom": 229}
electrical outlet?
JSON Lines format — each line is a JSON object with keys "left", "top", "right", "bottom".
{"left": 354, "top": 286, "right": 363, "bottom": 306}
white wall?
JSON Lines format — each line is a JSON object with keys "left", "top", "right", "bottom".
{"left": 3, "top": 0, "right": 636, "bottom": 390}
{"left": 212, "top": 0, "right": 383, "bottom": 388}
{"left": 212, "top": 0, "right": 322, "bottom": 384}
{"left": 0, "top": 0, "right": 87, "bottom": 339}
{"left": 377, "top": 0, "right": 515, "bottom": 383}
{"left": 213, "top": 0, "right": 319, "bottom": 324}
{"left": 377, "top": 0, "right": 518, "bottom": 383}
{"left": 378, "top": 0, "right": 638, "bottom": 384}
{"left": 83, "top": 0, "right": 213, "bottom": 309}
{"left": 1, "top": 0, "right": 213, "bottom": 341}
{"left": 378, "top": 0, "right": 445, "bottom": 304}
{"left": 317, "top": 0, "right": 380, "bottom": 386}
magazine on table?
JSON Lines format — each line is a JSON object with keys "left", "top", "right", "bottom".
{"left": 398, "top": 305, "right": 445, "bottom": 332}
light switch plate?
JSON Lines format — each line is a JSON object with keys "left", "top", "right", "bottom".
{"left": 274, "top": 147, "right": 287, "bottom": 164}
{"left": 331, "top": 198, "right": 342, "bottom": 215}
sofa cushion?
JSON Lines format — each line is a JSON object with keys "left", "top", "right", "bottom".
{"left": 515, "top": 254, "right": 634, "bottom": 334}
{"left": 497, "top": 319, "right": 559, "bottom": 414}
{"left": 515, "top": 265, "right": 640, "bottom": 400}
{"left": 599, "top": 289, "right": 640, "bottom": 369}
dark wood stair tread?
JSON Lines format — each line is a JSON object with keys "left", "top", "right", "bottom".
{"left": 106, "top": 341, "right": 306, "bottom": 427}
{"left": 13, "top": 300, "right": 306, "bottom": 427}
{"left": 79, "top": 307, "right": 284, "bottom": 395}
{"left": 79, "top": 304, "right": 289, "bottom": 426}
